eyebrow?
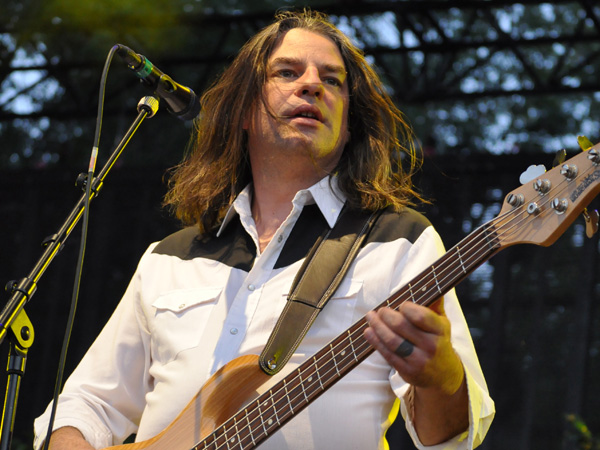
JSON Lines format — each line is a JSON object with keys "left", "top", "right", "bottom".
{"left": 269, "top": 57, "right": 347, "bottom": 76}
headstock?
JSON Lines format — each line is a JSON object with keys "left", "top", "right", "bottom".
{"left": 494, "top": 142, "right": 600, "bottom": 248}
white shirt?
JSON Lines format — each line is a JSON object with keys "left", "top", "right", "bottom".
{"left": 34, "top": 177, "right": 494, "bottom": 449}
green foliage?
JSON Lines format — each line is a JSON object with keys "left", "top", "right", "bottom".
{"left": 566, "top": 415, "right": 600, "bottom": 450}
{"left": 2, "top": 1, "right": 600, "bottom": 170}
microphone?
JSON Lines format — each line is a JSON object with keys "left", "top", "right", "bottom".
{"left": 115, "top": 44, "right": 201, "bottom": 121}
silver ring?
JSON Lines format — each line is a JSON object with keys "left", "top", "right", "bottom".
{"left": 394, "top": 340, "right": 414, "bottom": 358}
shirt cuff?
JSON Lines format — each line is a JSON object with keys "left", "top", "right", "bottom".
{"left": 34, "top": 412, "right": 113, "bottom": 450}
{"left": 396, "top": 367, "right": 493, "bottom": 450}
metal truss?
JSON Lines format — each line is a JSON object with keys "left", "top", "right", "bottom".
{"left": 1, "top": 0, "right": 600, "bottom": 122}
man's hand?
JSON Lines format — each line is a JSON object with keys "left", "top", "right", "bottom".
{"left": 364, "top": 298, "right": 469, "bottom": 445}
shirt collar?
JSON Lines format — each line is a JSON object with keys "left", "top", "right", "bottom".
{"left": 216, "top": 176, "right": 346, "bottom": 237}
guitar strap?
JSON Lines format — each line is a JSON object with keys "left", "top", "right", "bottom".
{"left": 259, "top": 205, "right": 384, "bottom": 376}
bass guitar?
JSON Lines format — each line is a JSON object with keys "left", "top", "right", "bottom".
{"left": 105, "top": 141, "right": 600, "bottom": 450}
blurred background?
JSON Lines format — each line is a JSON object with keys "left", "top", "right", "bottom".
{"left": 1, "top": 1, "right": 599, "bottom": 449}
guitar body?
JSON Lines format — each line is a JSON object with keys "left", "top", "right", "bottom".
{"left": 104, "top": 355, "right": 269, "bottom": 450}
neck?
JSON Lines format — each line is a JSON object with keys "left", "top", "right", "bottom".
{"left": 251, "top": 169, "right": 327, "bottom": 252}
{"left": 248, "top": 141, "right": 338, "bottom": 251}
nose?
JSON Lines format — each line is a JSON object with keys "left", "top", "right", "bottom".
{"left": 295, "top": 68, "right": 324, "bottom": 99}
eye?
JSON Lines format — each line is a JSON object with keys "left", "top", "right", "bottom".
{"left": 324, "top": 77, "right": 342, "bottom": 87}
{"left": 277, "top": 69, "right": 297, "bottom": 79}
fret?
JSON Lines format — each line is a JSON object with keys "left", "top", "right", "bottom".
{"left": 206, "top": 430, "right": 218, "bottom": 450}
{"left": 408, "top": 283, "right": 416, "bottom": 303}
{"left": 298, "top": 368, "right": 310, "bottom": 403}
{"left": 223, "top": 428, "right": 231, "bottom": 450}
{"left": 213, "top": 427, "right": 228, "bottom": 449}
{"left": 245, "top": 408, "right": 257, "bottom": 448}
{"left": 347, "top": 330, "right": 359, "bottom": 362}
{"left": 264, "top": 398, "right": 276, "bottom": 433}
{"left": 339, "top": 347, "right": 347, "bottom": 371}
{"left": 265, "top": 405, "right": 275, "bottom": 429}
{"left": 233, "top": 418, "right": 241, "bottom": 450}
{"left": 330, "top": 344, "right": 341, "bottom": 377}
{"left": 484, "top": 226, "right": 494, "bottom": 248}
{"left": 456, "top": 246, "right": 467, "bottom": 274}
{"left": 193, "top": 437, "right": 206, "bottom": 450}
{"left": 313, "top": 357, "right": 325, "bottom": 390}
{"left": 197, "top": 432, "right": 210, "bottom": 450}
{"left": 257, "top": 399, "right": 269, "bottom": 438}
{"left": 431, "top": 265, "right": 442, "bottom": 295}
{"left": 283, "top": 380, "right": 294, "bottom": 415}
{"left": 270, "top": 394, "right": 281, "bottom": 426}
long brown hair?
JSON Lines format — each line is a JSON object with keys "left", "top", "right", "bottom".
{"left": 164, "top": 10, "right": 423, "bottom": 233}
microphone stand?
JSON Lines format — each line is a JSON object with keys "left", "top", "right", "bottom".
{"left": 0, "top": 95, "right": 160, "bottom": 450}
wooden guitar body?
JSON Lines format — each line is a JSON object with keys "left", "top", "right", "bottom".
{"left": 105, "top": 355, "right": 268, "bottom": 450}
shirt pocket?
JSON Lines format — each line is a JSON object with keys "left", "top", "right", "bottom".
{"left": 150, "top": 287, "right": 222, "bottom": 364}
{"left": 290, "top": 278, "right": 364, "bottom": 347}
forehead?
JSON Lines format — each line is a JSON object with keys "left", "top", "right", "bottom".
{"left": 268, "top": 28, "right": 346, "bottom": 68}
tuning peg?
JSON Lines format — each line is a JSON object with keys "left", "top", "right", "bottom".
{"left": 583, "top": 208, "right": 599, "bottom": 238}
{"left": 577, "top": 135, "right": 594, "bottom": 151}
{"left": 552, "top": 149, "right": 567, "bottom": 167}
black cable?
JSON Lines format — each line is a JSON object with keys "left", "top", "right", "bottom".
{"left": 42, "top": 44, "right": 117, "bottom": 450}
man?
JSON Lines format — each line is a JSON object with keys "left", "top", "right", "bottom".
{"left": 35, "top": 10, "right": 495, "bottom": 449}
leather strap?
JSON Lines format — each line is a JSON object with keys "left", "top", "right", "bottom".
{"left": 259, "top": 206, "right": 383, "bottom": 375}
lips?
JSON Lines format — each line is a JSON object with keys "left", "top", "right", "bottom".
{"left": 285, "top": 105, "right": 324, "bottom": 123}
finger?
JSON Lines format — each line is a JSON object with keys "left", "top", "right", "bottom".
{"left": 399, "top": 301, "right": 446, "bottom": 336}
{"left": 380, "top": 306, "right": 448, "bottom": 357}
{"left": 369, "top": 308, "right": 420, "bottom": 351}
{"left": 365, "top": 312, "right": 422, "bottom": 375}
{"left": 366, "top": 310, "right": 425, "bottom": 368}
{"left": 364, "top": 322, "right": 413, "bottom": 367}
{"left": 378, "top": 306, "right": 425, "bottom": 336}
{"left": 393, "top": 339, "right": 415, "bottom": 358}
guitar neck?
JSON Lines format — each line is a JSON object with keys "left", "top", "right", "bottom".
{"left": 194, "top": 221, "right": 501, "bottom": 450}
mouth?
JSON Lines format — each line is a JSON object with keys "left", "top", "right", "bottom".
{"left": 295, "top": 111, "right": 319, "bottom": 120}
{"left": 285, "top": 105, "right": 324, "bottom": 123}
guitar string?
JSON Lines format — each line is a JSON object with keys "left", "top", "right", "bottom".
{"left": 412, "top": 159, "right": 597, "bottom": 307}
{"left": 201, "top": 159, "right": 595, "bottom": 449}
{"left": 425, "top": 157, "right": 594, "bottom": 294}
{"left": 483, "top": 160, "right": 595, "bottom": 250}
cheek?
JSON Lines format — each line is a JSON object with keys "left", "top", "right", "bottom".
{"left": 264, "top": 83, "right": 287, "bottom": 111}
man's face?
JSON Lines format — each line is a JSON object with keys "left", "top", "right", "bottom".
{"left": 246, "top": 28, "right": 350, "bottom": 173}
